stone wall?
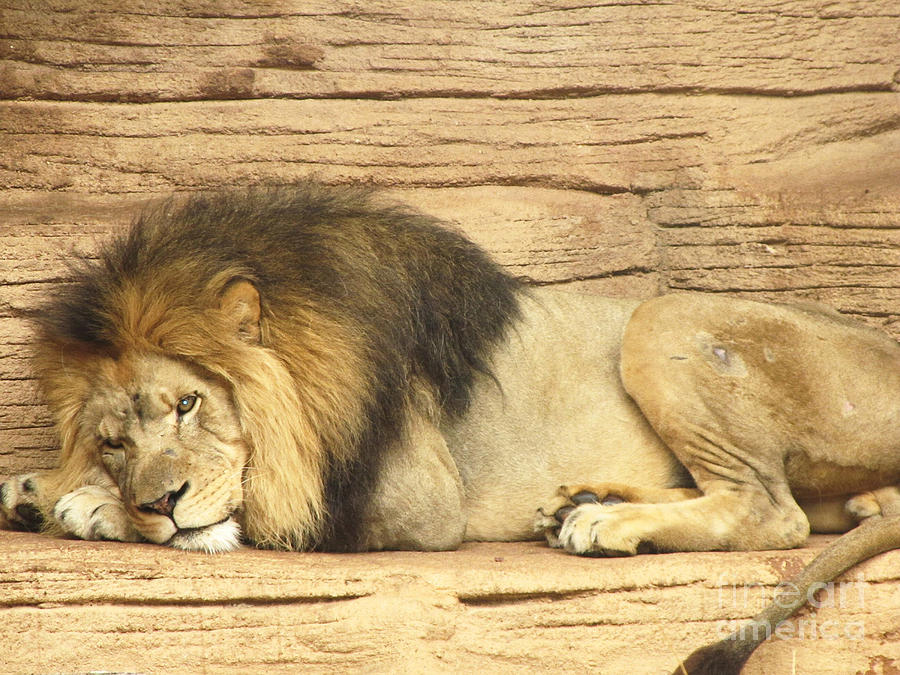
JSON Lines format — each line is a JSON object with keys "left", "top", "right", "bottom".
{"left": 1, "top": 2, "right": 899, "bottom": 673}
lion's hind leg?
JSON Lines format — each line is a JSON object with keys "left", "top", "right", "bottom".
{"left": 785, "top": 490, "right": 900, "bottom": 536}
{"left": 794, "top": 490, "right": 900, "bottom": 534}
{"left": 549, "top": 293, "right": 851, "bottom": 558}
{"left": 539, "top": 416, "right": 813, "bottom": 557}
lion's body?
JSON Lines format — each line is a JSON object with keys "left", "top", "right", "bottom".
{"left": 360, "top": 291, "right": 686, "bottom": 550}
{"left": 442, "top": 292, "right": 682, "bottom": 542}
{"left": 3, "top": 183, "right": 900, "bottom": 671}
{"left": 367, "top": 288, "right": 900, "bottom": 551}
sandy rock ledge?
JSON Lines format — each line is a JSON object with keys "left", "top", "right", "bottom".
{"left": 1, "top": 531, "right": 898, "bottom": 674}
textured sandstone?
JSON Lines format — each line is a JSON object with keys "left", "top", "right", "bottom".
{"left": 1, "top": 2, "right": 899, "bottom": 672}
{"left": 1, "top": 532, "right": 899, "bottom": 674}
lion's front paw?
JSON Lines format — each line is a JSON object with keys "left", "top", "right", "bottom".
{"left": 556, "top": 503, "right": 653, "bottom": 556}
{"left": 0, "top": 473, "right": 45, "bottom": 531}
{"left": 534, "top": 484, "right": 628, "bottom": 548}
{"left": 54, "top": 486, "right": 142, "bottom": 543}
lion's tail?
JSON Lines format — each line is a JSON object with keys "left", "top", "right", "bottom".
{"left": 673, "top": 513, "right": 900, "bottom": 675}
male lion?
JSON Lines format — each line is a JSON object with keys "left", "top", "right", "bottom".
{"left": 1, "top": 183, "right": 899, "bottom": 673}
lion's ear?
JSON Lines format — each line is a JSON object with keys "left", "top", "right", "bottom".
{"left": 219, "top": 279, "right": 261, "bottom": 343}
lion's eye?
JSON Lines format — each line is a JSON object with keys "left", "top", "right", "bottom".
{"left": 176, "top": 394, "right": 199, "bottom": 416}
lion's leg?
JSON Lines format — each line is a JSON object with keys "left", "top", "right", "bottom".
{"left": 551, "top": 490, "right": 807, "bottom": 556}
{"left": 362, "top": 408, "right": 467, "bottom": 551}
{"left": 0, "top": 467, "right": 98, "bottom": 535}
{"left": 1, "top": 463, "right": 139, "bottom": 542}
{"left": 550, "top": 294, "right": 860, "bottom": 557}
{"left": 769, "top": 490, "right": 900, "bottom": 536}
{"left": 53, "top": 485, "right": 142, "bottom": 542}
{"left": 538, "top": 481, "right": 838, "bottom": 554}
{"left": 551, "top": 407, "right": 816, "bottom": 555}
{"left": 534, "top": 483, "right": 702, "bottom": 546}
{"left": 550, "top": 295, "right": 827, "bottom": 555}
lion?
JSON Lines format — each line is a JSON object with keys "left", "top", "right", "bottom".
{"left": 2, "top": 183, "right": 899, "bottom": 673}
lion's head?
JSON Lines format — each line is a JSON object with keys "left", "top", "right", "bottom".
{"left": 33, "top": 183, "right": 521, "bottom": 551}
{"left": 62, "top": 351, "right": 247, "bottom": 552}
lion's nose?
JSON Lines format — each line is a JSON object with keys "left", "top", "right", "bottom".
{"left": 139, "top": 482, "right": 188, "bottom": 519}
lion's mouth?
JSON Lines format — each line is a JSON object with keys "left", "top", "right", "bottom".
{"left": 164, "top": 516, "right": 241, "bottom": 554}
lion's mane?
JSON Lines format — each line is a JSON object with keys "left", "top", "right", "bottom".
{"left": 32, "top": 183, "right": 521, "bottom": 550}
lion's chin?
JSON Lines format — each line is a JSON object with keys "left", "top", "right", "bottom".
{"left": 165, "top": 517, "right": 242, "bottom": 554}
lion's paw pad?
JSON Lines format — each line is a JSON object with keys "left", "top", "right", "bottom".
{"left": 0, "top": 473, "right": 44, "bottom": 531}
{"left": 54, "top": 486, "right": 140, "bottom": 542}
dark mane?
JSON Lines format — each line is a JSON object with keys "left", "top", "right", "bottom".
{"left": 36, "top": 183, "right": 522, "bottom": 550}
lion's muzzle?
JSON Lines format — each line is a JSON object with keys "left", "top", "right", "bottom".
{"left": 129, "top": 480, "right": 242, "bottom": 553}
{"left": 137, "top": 482, "right": 188, "bottom": 519}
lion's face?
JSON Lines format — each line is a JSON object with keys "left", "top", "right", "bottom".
{"left": 79, "top": 352, "right": 248, "bottom": 552}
